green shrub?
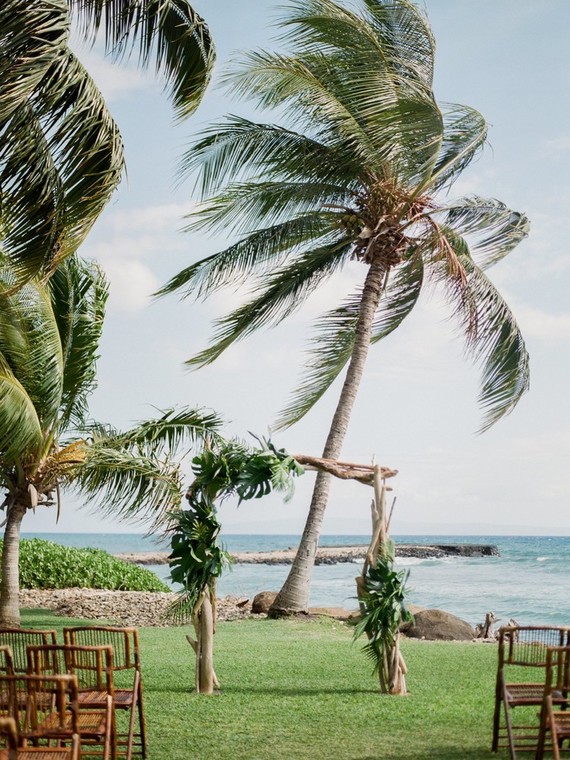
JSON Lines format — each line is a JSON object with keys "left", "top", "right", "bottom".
{"left": 1, "top": 538, "right": 169, "bottom": 592}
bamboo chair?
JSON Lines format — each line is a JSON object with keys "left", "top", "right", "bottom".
{"left": 0, "top": 714, "right": 81, "bottom": 759}
{"left": 492, "top": 625, "right": 570, "bottom": 758}
{"left": 63, "top": 628, "right": 146, "bottom": 760}
{"left": 0, "top": 632, "right": 57, "bottom": 675}
{"left": 0, "top": 716, "right": 81, "bottom": 759}
{"left": 0, "top": 674, "right": 80, "bottom": 758}
{"left": 536, "top": 646, "right": 570, "bottom": 760}
{"left": 26, "top": 645, "right": 114, "bottom": 760}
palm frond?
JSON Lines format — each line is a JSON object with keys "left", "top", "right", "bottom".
{"left": 0, "top": 0, "right": 69, "bottom": 125}
{"left": 426, "top": 103, "right": 488, "bottom": 192}
{"left": 275, "top": 254, "right": 424, "bottom": 429}
{"left": 178, "top": 116, "right": 364, "bottom": 197}
{"left": 435, "top": 195, "right": 530, "bottom": 270}
{"left": 156, "top": 213, "right": 333, "bottom": 300}
{"left": 430, "top": 227, "right": 530, "bottom": 432}
{"left": 186, "top": 179, "right": 352, "bottom": 237}
{"left": 71, "top": 444, "right": 184, "bottom": 527}
{"left": 98, "top": 407, "right": 224, "bottom": 458}
{"left": 0, "top": 357, "right": 44, "bottom": 461}
{"left": 48, "top": 256, "right": 109, "bottom": 430}
{"left": 186, "top": 238, "right": 352, "bottom": 369}
{"left": 226, "top": 0, "right": 443, "bottom": 182}
{"left": 1, "top": 49, "right": 124, "bottom": 282}
{"left": 69, "top": 0, "right": 215, "bottom": 118}
{"left": 0, "top": 272, "right": 64, "bottom": 430}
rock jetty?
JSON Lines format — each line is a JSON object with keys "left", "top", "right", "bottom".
{"left": 115, "top": 543, "right": 499, "bottom": 566}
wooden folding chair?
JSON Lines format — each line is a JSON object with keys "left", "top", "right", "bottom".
{"left": 536, "top": 646, "right": 570, "bottom": 760}
{"left": 0, "top": 674, "right": 80, "bottom": 758}
{"left": 0, "top": 714, "right": 81, "bottom": 758}
{"left": 26, "top": 645, "right": 114, "bottom": 760}
{"left": 0, "top": 632, "right": 57, "bottom": 675}
{"left": 63, "top": 628, "right": 146, "bottom": 760}
{"left": 492, "top": 625, "right": 570, "bottom": 758}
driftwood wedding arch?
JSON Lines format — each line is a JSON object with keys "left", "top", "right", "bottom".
{"left": 169, "top": 441, "right": 409, "bottom": 695}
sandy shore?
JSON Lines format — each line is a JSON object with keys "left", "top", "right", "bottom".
{"left": 116, "top": 543, "right": 499, "bottom": 566}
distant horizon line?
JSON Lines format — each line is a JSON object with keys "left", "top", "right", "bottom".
{"left": 22, "top": 530, "right": 570, "bottom": 538}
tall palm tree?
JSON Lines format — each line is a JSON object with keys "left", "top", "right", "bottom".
{"left": 159, "top": 0, "right": 530, "bottom": 614}
{"left": 0, "top": 0, "right": 214, "bottom": 285}
{"left": 0, "top": 254, "right": 222, "bottom": 626}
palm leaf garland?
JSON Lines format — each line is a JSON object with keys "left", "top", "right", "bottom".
{"left": 168, "top": 438, "right": 304, "bottom": 621}
{"left": 352, "top": 552, "right": 413, "bottom": 675}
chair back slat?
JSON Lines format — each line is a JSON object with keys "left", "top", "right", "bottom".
{"left": 64, "top": 626, "right": 140, "bottom": 672}
{"left": 26, "top": 644, "right": 114, "bottom": 695}
{"left": 0, "top": 629, "right": 57, "bottom": 673}
{"left": 0, "top": 673, "right": 79, "bottom": 737}
{"left": 500, "top": 626, "right": 570, "bottom": 667}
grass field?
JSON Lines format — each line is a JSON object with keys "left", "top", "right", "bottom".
{"left": 22, "top": 608, "right": 502, "bottom": 759}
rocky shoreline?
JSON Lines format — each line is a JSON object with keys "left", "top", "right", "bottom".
{"left": 115, "top": 543, "right": 499, "bottom": 566}
{"left": 19, "top": 589, "right": 252, "bottom": 628}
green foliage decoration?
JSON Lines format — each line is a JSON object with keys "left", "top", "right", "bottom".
{"left": 6, "top": 538, "right": 169, "bottom": 592}
{"left": 168, "top": 437, "right": 304, "bottom": 620}
{"left": 352, "top": 551, "right": 413, "bottom": 676}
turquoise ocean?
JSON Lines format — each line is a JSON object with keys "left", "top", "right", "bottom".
{"left": 23, "top": 533, "right": 570, "bottom": 629}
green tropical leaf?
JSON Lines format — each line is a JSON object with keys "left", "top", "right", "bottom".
{"left": 276, "top": 254, "right": 424, "bottom": 429}
{"left": 186, "top": 238, "right": 352, "bottom": 369}
{"left": 156, "top": 214, "right": 333, "bottom": 301}
{"left": 431, "top": 226, "right": 530, "bottom": 431}
{"left": 70, "top": 0, "right": 215, "bottom": 119}
{"left": 436, "top": 195, "right": 530, "bottom": 270}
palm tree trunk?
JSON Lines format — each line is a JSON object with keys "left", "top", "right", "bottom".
{"left": 0, "top": 501, "right": 27, "bottom": 627}
{"left": 270, "top": 256, "right": 387, "bottom": 616}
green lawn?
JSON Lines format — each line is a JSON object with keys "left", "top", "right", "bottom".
{"left": 22, "top": 609, "right": 502, "bottom": 760}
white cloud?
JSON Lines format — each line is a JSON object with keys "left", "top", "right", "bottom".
{"left": 82, "top": 204, "right": 194, "bottom": 312}
{"left": 70, "top": 44, "right": 152, "bottom": 102}
{"left": 102, "top": 259, "right": 159, "bottom": 313}
{"left": 512, "top": 303, "right": 570, "bottom": 341}
{"left": 540, "top": 135, "right": 570, "bottom": 156}
{"left": 104, "top": 203, "right": 193, "bottom": 235}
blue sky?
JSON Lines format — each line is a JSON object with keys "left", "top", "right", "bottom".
{"left": 31, "top": 0, "right": 570, "bottom": 536}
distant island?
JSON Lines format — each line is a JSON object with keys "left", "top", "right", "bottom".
{"left": 116, "top": 543, "right": 499, "bottom": 566}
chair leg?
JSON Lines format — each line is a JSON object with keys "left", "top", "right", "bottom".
{"left": 535, "top": 704, "right": 548, "bottom": 760}
{"left": 492, "top": 682, "right": 503, "bottom": 751}
{"left": 503, "top": 693, "right": 517, "bottom": 760}
{"left": 137, "top": 682, "right": 147, "bottom": 759}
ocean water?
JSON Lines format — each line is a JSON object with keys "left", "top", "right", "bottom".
{"left": 22, "top": 533, "right": 570, "bottom": 628}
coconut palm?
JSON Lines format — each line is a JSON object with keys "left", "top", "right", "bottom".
{"left": 0, "top": 254, "right": 222, "bottom": 626}
{"left": 159, "top": 0, "right": 530, "bottom": 614}
{"left": 0, "top": 0, "right": 214, "bottom": 285}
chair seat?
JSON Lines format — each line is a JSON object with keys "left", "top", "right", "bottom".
{"left": 1, "top": 751, "right": 75, "bottom": 759}
{"left": 77, "top": 688, "right": 133, "bottom": 708}
{"left": 504, "top": 683, "right": 546, "bottom": 704}
{"left": 552, "top": 710, "right": 570, "bottom": 736}
{"left": 505, "top": 683, "right": 569, "bottom": 706}
{"left": 38, "top": 710, "right": 108, "bottom": 738}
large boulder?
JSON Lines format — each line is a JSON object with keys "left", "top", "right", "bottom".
{"left": 401, "top": 609, "right": 475, "bottom": 641}
{"left": 251, "top": 591, "right": 278, "bottom": 614}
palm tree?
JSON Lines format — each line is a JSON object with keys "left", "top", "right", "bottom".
{"left": 0, "top": 0, "right": 214, "bottom": 285}
{"left": 159, "top": 0, "right": 530, "bottom": 614}
{"left": 0, "top": 254, "right": 222, "bottom": 626}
